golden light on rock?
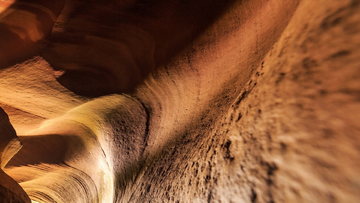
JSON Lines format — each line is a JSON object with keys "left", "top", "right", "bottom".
{"left": 0, "top": 0, "right": 14, "bottom": 13}
{"left": 0, "top": 0, "right": 359, "bottom": 202}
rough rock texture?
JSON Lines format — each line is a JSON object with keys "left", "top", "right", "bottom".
{"left": 0, "top": 0, "right": 359, "bottom": 202}
{"left": 125, "top": 1, "right": 360, "bottom": 202}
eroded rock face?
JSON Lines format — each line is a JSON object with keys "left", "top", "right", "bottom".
{"left": 0, "top": 0, "right": 359, "bottom": 202}
{"left": 0, "top": 108, "right": 30, "bottom": 203}
{"left": 128, "top": 1, "right": 360, "bottom": 202}
{"left": 42, "top": 0, "right": 235, "bottom": 96}
{"left": 0, "top": 0, "right": 65, "bottom": 68}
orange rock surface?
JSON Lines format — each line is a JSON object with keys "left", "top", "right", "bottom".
{"left": 0, "top": 0, "right": 359, "bottom": 202}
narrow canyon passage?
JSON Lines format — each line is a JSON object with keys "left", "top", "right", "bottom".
{"left": 0, "top": 0, "right": 359, "bottom": 202}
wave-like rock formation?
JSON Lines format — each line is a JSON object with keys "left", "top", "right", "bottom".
{"left": 0, "top": 0, "right": 359, "bottom": 202}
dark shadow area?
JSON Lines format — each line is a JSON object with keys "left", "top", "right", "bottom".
{"left": 0, "top": 0, "right": 65, "bottom": 69}
{"left": 40, "top": 0, "right": 237, "bottom": 97}
{"left": 7, "top": 135, "right": 70, "bottom": 167}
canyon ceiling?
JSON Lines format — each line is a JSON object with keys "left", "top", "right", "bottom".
{"left": 0, "top": 0, "right": 359, "bottom": 202}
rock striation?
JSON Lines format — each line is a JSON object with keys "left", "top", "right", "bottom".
{"left": 0, "top": 0, "right": 359, "bottom": 202}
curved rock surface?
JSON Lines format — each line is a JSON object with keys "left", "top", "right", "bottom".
{"left": 0, "top": 0, "right": 359, "bottom": 202}
{"left": 0, "top": 107, "right": 30, "bottom": 203}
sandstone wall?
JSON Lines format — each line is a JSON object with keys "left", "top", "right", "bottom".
{"left": 0, "top": 0, "right": 359, "bottom": 202}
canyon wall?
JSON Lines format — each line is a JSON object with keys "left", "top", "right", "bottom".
{"left": 0, "top": 0, "right": 359, "bottom": 202}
